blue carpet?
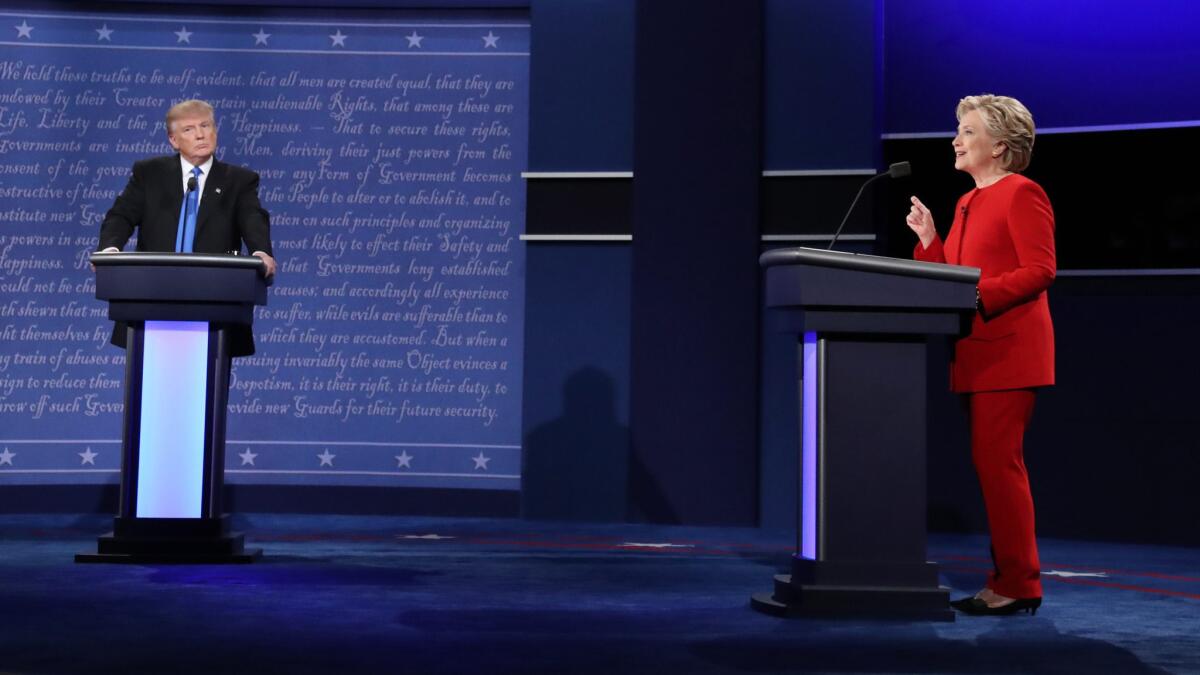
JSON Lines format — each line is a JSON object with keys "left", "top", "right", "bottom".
{"left": 0, "top": 514, "right": 1196, "bottom": 674}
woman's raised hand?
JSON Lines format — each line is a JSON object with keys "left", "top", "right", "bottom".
{"left": 906, "top": 196, "right": 936, "bottom": 249}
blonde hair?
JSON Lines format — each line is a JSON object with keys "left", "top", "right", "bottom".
{"left": 166, "top": 99, "right": 215, "bottom": 133}
{"left": 956, "top": 94, "right": 1035, "bottom": 173}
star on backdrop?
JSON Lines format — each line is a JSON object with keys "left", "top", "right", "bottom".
{"left": 95, "top": 24, "right": 113, "bottom": 41}
{"left": 329, "top": 29, "right": 347, "bottom": 47}
{"left": 395, "top": 451, "right": 413, "bottom": 469}
{"left": 15, "top": 20, "right": 34, "bottom": 39}
{"left": 252, "top": 28, "right": 271, "bottom": 46}
{"left": 239, "top": 448, "right": 258, "bottom": 466}
{"left": 482, "top": 31, "right": 499, "bottom": 48}
{"left": 174, "top": 26, "right": 193, "bottom": 44}
{"left": 471, "top": 452, "right": 490, "bottom": 470}
{"left": 0, "top": 448, "right": 15, "bottom": 466}
{"left": 405, "top": 31, "right": 424, "bottom": 48}
{"left": 78, "top": 448, "right": 98, "bottom": 465}
{"left": 317, "top": 449, "right": 336, "bottom": 467}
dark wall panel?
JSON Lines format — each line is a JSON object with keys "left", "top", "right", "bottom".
{"left": 925, "top": 277, "right": 1200, "bottom": 547}
{"left": 629, "top": 0, "right": 762, "bottom": 526}
{"left": 883, "top": 131, "right": 1200, "bottom": 270}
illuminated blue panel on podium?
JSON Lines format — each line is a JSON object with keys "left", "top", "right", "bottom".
{"left": 136, "top": 321, "right": 208, "bottom": 519}
{"left": 800, "top": 331, "right": 817, "bottom": 560}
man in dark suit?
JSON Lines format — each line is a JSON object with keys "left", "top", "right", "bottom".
{"left": 97, "top": 99, "right": 276, "bottom": 356}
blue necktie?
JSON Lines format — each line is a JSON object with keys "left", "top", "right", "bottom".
{"left": 175, "top": 166, "right": 203, "bottom": 253}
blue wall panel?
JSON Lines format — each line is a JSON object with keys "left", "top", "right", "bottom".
{"left": 763, "top": 0, "right": 878, "bottom": 170}
{"left": 0, "top": 5, "right": 530, "bottom": 493}
{"left": 521, "top": 243, "right": 630, "bottom": 521}
{"left": 884, "top": 0, "right": 1200, "bottom": 133}
{"left": 527, "top": 0, "right": 634, "bottom": 171}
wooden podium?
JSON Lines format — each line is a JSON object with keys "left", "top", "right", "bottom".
{"left": 77, "top": 252, "right": 269, "bottom": 563}
{"left": 751, "top": 247, "right": 979, "bottom": 620}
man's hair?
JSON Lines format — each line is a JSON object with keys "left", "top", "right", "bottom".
{"left": 166, "top": 99, "right": 215, "bottom": 133}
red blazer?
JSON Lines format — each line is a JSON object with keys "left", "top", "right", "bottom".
{"left": 914, "top": 174, "right": 1056, "bottom": 393}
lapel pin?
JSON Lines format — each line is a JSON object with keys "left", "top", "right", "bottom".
{"left": 215, "top": 187, "right": 222, "bottom": 194}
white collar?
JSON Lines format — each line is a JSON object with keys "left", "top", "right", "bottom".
{"left": 181, "top": 155, "right": 215, "bottom": 178}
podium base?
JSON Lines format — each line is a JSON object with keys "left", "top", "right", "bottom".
{"left": 75, "top": 547, "right": 262, "bottom": 564}
{"left": 751, "top": 574, "right": 955, "bottom": 621}
{"left": 75, "top": 514, "right": 261, "bottom": 564}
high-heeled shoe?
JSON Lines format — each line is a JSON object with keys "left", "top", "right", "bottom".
{"left": 952, "top": 596, "right": 1041, "bottom": 616}
{"left": 949, "top": 596, "right": 985, "bottom": 612}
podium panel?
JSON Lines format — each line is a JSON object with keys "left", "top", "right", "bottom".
{"left": 136, "top": 321, "right": 208, "bottom": 519}
{"left": 751, "top": 247, "right": 979, "bottom": 620}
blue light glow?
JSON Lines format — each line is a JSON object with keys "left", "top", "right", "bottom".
{"left": 801, "top": 331, "right": 818, "bottom": 560}
{"left": 884, "top": 0, "right": 1200, "bottom": 133}
{"left": 135, "top": 321, "right": 208, "bottom": 519}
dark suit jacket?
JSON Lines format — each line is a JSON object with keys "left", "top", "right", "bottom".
{"left": 98, "top": 154, "right": 273, "bottom": 356}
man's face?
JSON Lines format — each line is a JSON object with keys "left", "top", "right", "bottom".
{"left": 168, "top": 114, "right": 217, "bottom": 166}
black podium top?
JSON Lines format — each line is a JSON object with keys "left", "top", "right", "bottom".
{"left": 90, "top": 252, "right": 270, "bottom": 324}
{"left": 759, "top": 247, "right": 978, "bottom": 283}
{"left": 760, "top": 247, "right": 979, "bottom": 335}
{"left": 91, "top": 251, "right": 267, "bottom": 273}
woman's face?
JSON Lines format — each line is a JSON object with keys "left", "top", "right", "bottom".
{"left": 953, "top": 108, "right": 1003, "bottom": 175}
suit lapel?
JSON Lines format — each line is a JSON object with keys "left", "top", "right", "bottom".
{"left": 195, "top": 159, "right": 224, "bottom": 237}
{"left": 164, "top": 156, "right": 184, "bottom": 248}
{"left": 167, "top": 155, "right": 184, "bottom": 208}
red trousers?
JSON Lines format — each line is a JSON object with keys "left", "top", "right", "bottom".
{"left": 966, "top": 389, "right": 1042, "bottom": 599}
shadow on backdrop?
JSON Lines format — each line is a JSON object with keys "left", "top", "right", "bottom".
{"left": 522, "top": 367, "right": 631, "bottom": 521}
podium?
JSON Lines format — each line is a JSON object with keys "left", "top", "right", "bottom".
{"left": 76, "top": 252, "right": 269, "bottom": 563}
{"left": 751, "top": 247, "right": 979, "bottom": 620}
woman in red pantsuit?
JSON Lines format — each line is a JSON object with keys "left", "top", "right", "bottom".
{"left": 906, "top": 94, "right": 1055, "bottom": 616}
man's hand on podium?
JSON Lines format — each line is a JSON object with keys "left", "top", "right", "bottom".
{"left": 252, "top": 250, "right": 277, "bottom": 278}
{"left": 91, "top": 247, "right": 121, "bottom": 272}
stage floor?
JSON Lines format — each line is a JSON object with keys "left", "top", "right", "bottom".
{"left": 1, "top": 514, "right": 1196, "bottom": 674}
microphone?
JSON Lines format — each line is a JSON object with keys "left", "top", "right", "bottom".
{"left": 186, "top": 176, "right": 198, "bottom": 192}
{"left": 826, "top": 161, "right": 912, "bottom": 251}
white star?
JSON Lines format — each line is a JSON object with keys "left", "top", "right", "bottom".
{"left": 78, "top": 448, "right": 99, "bottom": 465}
{"left": 238, "top": 448, "right": 258, "bottom": 466}
{"left": 174, "top": 26, "right": 193, "bottom": 44}
{"left": 482, "top": 31, "right": 499, "bottom": 48}
{"left": 252, "top": 28, "right": 271, "bottom": 46}
{"left": 96, "top": 24, "right": 114, "bottom": 41}
{"left": 317, "top": 449, "right": 336, "bottom": 466}
{"left": 395, "top": 451, "right": 413, "bottom": 469}
{"left": 1044, "top": 570, "right": 1109, "bottom": 578}
{"left": 405, "top": 31, "right": 424, "bottom": 48}
{"left": 471, "top": 452, "right": 490, "bottom": 470}
{"left": 329, "top": 29, "right": 347, "bottom": 47}
{"left": 15, "top": 20, "right": 34, "bottom": 39}
{"left": 0, "top": 448, "right": 14, "bottom": 466}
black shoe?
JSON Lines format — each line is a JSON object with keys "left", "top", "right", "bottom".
{"left": 949, "top": 596, "right": 986, "bottom": 612}
{"left": 954, "top": 596, "right": 1042, "bottom": 616}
